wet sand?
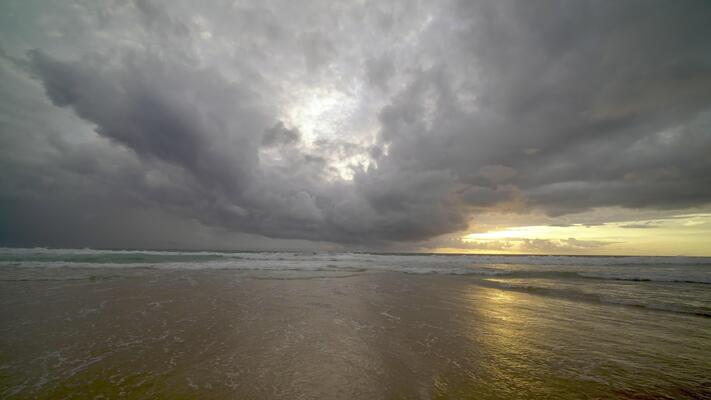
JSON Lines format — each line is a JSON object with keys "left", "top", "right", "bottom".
{"left": 1, "top": 269, "right": 710, "bottom": 399}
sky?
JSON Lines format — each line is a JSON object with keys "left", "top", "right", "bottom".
{"left": 1, "top": 0, "right": 710, "bottom": 255}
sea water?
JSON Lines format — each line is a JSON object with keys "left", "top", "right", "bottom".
{"left": 3, "top": 247, "right": 709, "bottom": 317}
{"left": 1, "top": 248, "right": 709, "bottom": 398}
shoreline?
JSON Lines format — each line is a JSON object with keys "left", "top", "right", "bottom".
{"left": 2, "top": 269, "right": 709, "bottom": 399}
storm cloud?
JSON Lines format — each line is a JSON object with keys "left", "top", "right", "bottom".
{"left": 1, "top": 0, "right": 710, "bottom": 249}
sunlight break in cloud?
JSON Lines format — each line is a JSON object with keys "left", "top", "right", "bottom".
{"left": 1, "top": 0, "right": 710, "bottom": 254}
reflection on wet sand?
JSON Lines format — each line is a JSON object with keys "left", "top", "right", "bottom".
{"left": 1, "top": 270, "right": 709, "bottom": 399}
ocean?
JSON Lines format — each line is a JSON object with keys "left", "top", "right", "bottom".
{"left": 1, "top": 248, "right": 710, "bottom": 398}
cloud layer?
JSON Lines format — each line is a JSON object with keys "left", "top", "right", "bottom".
{"left": 1, "top": 0, "right": 710, "bottom": 249}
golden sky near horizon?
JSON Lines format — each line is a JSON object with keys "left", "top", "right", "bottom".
{"left": 433, "top": 213, "right": 711, "bottom": 256}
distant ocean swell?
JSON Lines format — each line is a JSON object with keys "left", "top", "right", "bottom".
{"left": 1, "top": 248, "right": 710, "bottom": 283}
{"left": 1, "top": 248, "right": 710, "bottom": 318}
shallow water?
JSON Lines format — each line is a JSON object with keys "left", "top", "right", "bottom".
{"left": 1, "top": 249, "right": 710, "bottom": 398}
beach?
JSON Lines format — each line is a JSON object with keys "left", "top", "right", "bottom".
{"left": 1, "top": 250, "right": 710, "bottom": 399}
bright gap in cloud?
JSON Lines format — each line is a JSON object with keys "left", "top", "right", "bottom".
{"left": 281, "top": 84, "right": 360, "bottom": 144}
{"left": 278, "top": 80, "right": 376, "bottom": 181}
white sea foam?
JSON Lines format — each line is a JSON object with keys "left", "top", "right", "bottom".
{"left": 1, "top": 248, "right": 710, "bottom": 283}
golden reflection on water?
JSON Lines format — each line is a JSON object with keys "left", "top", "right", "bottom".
{"left": 456, "top": 284, "right": 577, "bottom": 398}
{"left": 473, "top": 286, "right": 533, "bottom": 347}
{"left": 464, "top": 286, "right": 530, "bottom": 393}
{"left": 453, "top": 282, "right": 711, "bottom": 399}
{"left": 485, "top": 290, "right": 516, "bottom": 321}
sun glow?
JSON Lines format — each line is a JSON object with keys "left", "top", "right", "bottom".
{"left": 463, "top": 226, "right": 550, "bottom": 240}
{"left": 449, "top": 213, "right": 711, "bottom": 256}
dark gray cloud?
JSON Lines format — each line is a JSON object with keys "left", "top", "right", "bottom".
{"left": 620, "top": 223, "right": 659, "bottom": 229}
{"left": 262, "top": 122, "right": 300, "bottom": 147}
{"left": 1, "top": 0, "right": 710, "bottom": 249}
